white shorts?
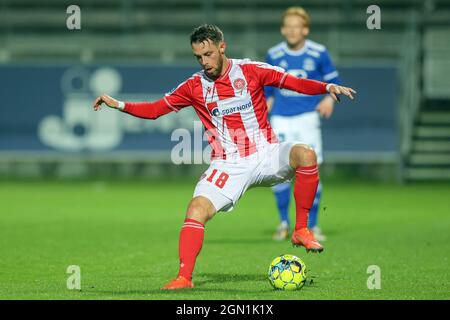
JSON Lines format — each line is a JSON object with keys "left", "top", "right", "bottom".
{"left": 270, "top": 111, "right": 323, "bottom": 164}
{"left": 193, "top": 142, "right": 297, "bottom": 212}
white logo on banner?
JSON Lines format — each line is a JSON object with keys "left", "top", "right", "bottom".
{"left": 38, "top": 67, "right": 122, "bottom": 151}
{"left": 38, "top": 67, "right": 197, "bottom": 151}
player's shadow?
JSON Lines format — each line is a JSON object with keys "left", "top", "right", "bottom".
{"left": 87, "top": 273, "right": 268, "bottom": 296}
{"left": 197, "top": 272, "right": 265, "bottom": 285}
{"left": 90, "top": 287, "right": 269, "bottom": 296}
{"left": 207, "top": 238, "right": 271, "bottom": 244}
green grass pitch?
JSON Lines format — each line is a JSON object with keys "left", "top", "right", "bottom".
{"left": 0, "top": 178, "right": 449, "bottom": 300}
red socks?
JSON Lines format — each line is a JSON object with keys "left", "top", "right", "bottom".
{"left": 294, "top": 165, "right": 319, "bottom": 230}
{"left": 177, "top": 218, "right": 205, "bottom": 281}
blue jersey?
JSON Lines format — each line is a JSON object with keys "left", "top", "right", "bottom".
{"left": 265, "top": 40, "right": 340, "bottom": 116}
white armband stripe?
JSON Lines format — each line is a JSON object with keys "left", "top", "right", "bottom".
{"left": 324, "top": 71, "right": 339, "bottom": 81}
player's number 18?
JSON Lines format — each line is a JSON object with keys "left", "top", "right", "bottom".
{"left": 206, "top": 169, "right": 229, "bottom": 189}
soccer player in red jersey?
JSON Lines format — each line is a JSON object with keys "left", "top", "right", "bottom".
{"left": 93, "top": 25, "right": 356, "bottom": 290}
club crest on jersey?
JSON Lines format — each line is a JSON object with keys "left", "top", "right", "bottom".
{"left": 303, "top": 58, "right": 315, "bottom": 71}
{"left": 232, "top": 78, "right": 246, "bottom": 91}
{"left": 211, "top": 108, "right": 220, "bottom": 117}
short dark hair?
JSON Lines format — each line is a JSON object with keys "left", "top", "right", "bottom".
{"left": 190, "top": 24, "right": 224, "bottom": 45}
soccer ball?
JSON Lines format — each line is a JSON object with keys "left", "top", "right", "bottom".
{"left": 268, "top": 254, "right": 307, "bottom": 290}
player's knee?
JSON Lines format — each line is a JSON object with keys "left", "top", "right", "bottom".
{"left": 185, "top": 203, "right": 207, "bottom": 221}
{"left": 290, "top": 144, "right": 317, "bottom": 168}
{"left": 185, "top": 197, "right": 215, "bottom": 224}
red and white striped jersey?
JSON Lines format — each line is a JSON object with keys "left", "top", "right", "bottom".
{"left": 164, "top": 59, "right": 291, "bottom": 159}
{"left": 123, "top": 58, "right": 328, "bottom": 159}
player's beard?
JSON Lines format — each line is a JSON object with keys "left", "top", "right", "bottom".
{"left": 216, "top": 56, "right": 224, "bottom": 77}
{"left": 206, "top": 56, "right": 223, "bottom": 79}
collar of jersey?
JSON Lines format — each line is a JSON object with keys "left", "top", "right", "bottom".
{"left": 282, "top": 41, "right": 308, "bottom": 56}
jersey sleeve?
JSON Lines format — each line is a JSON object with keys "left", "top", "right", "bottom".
{"left": 163, "top": 78, "right": 194, "bottom": 111}
{"left": 263, "top": 54, "right": 276, "bottom": 99}
{"left": 247, "top": 61, "right": 288, "bottom": 88}
{"left": 123, "top": 99, "right": 174, "bottom": 120}
{"left": 282, "top": 75, "right": 328, "bottom": 95}
{"left": 122, "top": 78, "right": 194, "bottom": 120}
{"left": 247, "top": 60, "right": 327, "bottom": 95}
{"left": 320, "top": 50, "right": 340, "bottom": 84}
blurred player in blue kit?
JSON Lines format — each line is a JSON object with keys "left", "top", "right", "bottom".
{"left": 265, "top": 7, "right": 341, "bottom": 241}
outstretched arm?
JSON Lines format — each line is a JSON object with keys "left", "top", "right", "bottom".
{"left": 94, "top": 78, "right": 193, "bottom": 119}
{"left": 248, "top": 62, "right": 356, "bottom": 102}
{"left": 281, "top": 75, "right": 356, "bottom": 102}
{"left": 93, "top": 94, "right": 174, "bottom": 120}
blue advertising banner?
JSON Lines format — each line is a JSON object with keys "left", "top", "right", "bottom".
{"left": 0, "top": 64, "right": 398, "bottom": 160}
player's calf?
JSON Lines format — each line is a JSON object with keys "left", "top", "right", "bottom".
{"left": 162, "top": 196, "right": 216, "bottom": 290}
{"left": 289, "top": 144, "right": 323, "bottom": 252}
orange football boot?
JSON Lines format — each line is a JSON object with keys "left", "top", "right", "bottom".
{"left": 291, "top": 227, "right": 324, "bottom": 253}
{"left": 162, "top": 276, "right": 194, "bottom": 290}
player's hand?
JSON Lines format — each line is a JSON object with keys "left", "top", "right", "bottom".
{"left": 327, "top": 85, "right": 356, "bottom": 103}
{"left": 93, "top": 94, "right": 119, "bottom": 111}
{"left": 316, "top": 96, "right": 335, "bottom": 119}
